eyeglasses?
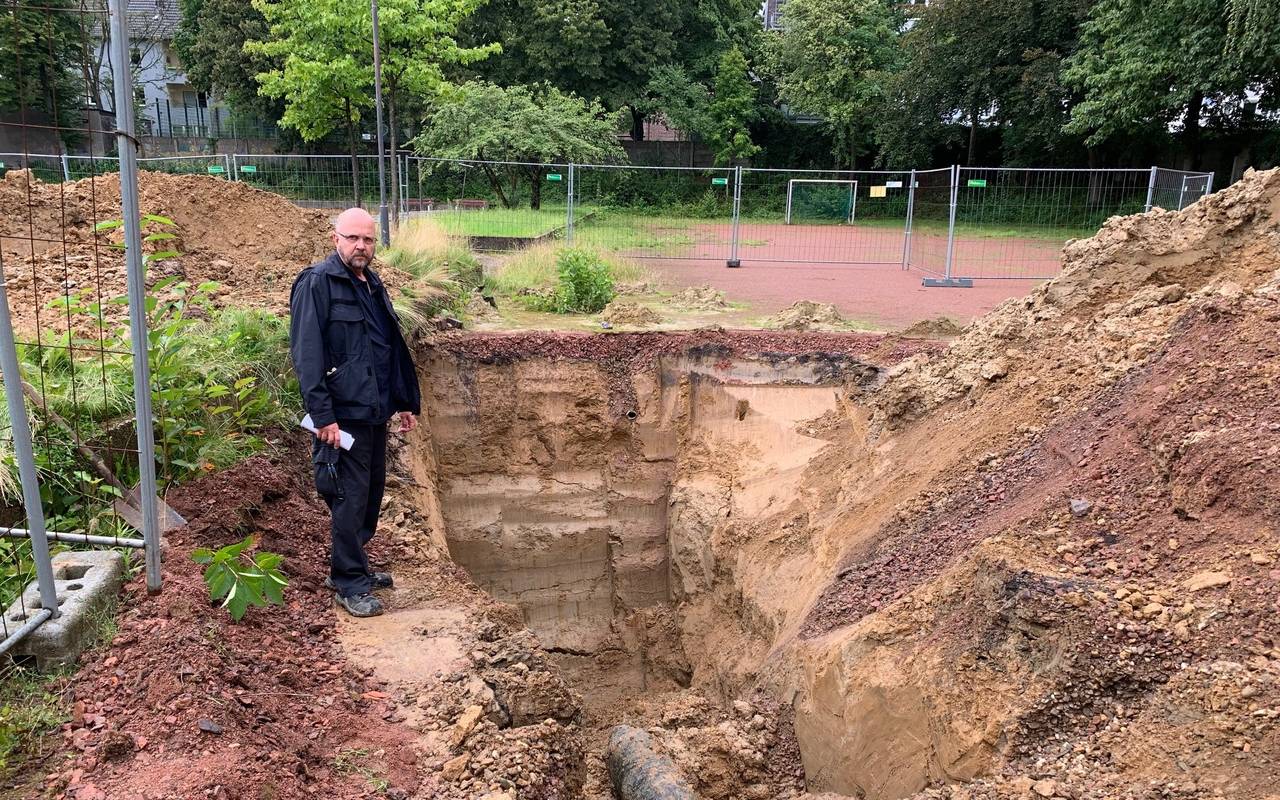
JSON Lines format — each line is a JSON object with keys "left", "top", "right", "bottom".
{"left": 336, "top": 231, "right": 376, "bottom": 247}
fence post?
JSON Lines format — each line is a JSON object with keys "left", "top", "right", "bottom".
{"left": 0, "top": 266, "right": 61, "bottom": 620}
{"left": 60, "top": 152, "right": 70, "bottom": 182}
{"left": 230, "top": 153, "right": 238, "bottom": 181}
{"left": 1205, "top": 171, "right": 1215, "bottom": 198}
{"left": 901, "top": 169, "right": 916, "bottom": 271}
{"left": 944, "top": 165, "right": 959, "bottom": 280}
{"left": 727, "top": 165, "right": 742, "bottom": 268}
{"left": 565, "top": 163, "right": 575, "bottom": 245}
{"left": 109, "top": 0, "right": 162, "bottom": 594}
{"left": 1144, "top": 166, "right": 1157, "bottom": 212}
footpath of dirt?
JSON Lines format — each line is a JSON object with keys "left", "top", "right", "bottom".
{"left": 0, "top": 169, "right": 410, "bottom": 335}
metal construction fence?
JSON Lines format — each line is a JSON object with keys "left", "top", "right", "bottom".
{"left": 398, "top": 158, "right": 1214, "bottom": 284}
{"left": 1, "top": 148, "right": 1216, "bottom": 285}
{"left": 0, "top": 0, "right": 162, "bottom": 664}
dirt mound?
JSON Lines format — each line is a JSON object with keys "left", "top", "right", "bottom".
{"left": 0, "top": 169, "right": 410, "bottom": 334}
{"left": 870, "top": 167, "right": 1280, "bottom": 434}
{"left": 669, "top": 285, "right": 730, "bottom": 311}
{"left": 766, "top": 300, "right": 845, "bottom": 331}
{"left": 464, "top": 290, "right": 501, "bottom": 322}
{"left": 599, "top": 299, "right": 662, "bottom": 326}
{"left": 898, "top": 315, "right": 963, "bottom": 338}
{"left": 772, "top": 169, "right": 1280, "bottom": 798}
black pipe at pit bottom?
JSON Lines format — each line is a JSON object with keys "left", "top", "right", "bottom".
{"left": 607, "top": 725, "right": 697, "bottom": 800}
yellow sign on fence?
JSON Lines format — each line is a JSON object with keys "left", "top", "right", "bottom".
{"left": 869, "top": 186, "right": 887, "bottom": 198}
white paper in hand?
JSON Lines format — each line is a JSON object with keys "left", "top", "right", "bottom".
{"left": 300, "top": 414, "right": 355, "bottom": 450}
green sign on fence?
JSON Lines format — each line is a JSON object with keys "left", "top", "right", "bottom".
{"left": 239, "top": 165, "right": 258, "bottom": 174}
{"left": 967, "top": 178, "right": 987, "bottom": 188}
{"left": 712, "top": 177, "right": 728, "bottom": 186}
{"left": 207, "top": 165, "right": 225, "bottom": 174}
{"left": 546, "top": 173, "right": 562, "bottom": 181}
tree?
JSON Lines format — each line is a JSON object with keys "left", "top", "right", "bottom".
{"left": 457, "top": 0, "right": 759, "bottom": 139}
{"left": 765, "top": 0, "right": 901, "bottom": 167}
{"left": 0, "top": 0, "right": 86, "bottom": 139}
{"left": 247, "top": 0, "right": 493, "bottom": 205}
{"left": 1064, "top": 0, "right": 1279, "bottom": 168}
{"left": 369, "top": 0, "right": 497, "bottom": 223}
{"left": 645, "top": 65, "right": 713, "bottom": 141}
{"left": 878, "top": 0, "right": 1090, "bottom": 167}
{"left": 707, "top": 47, "right": 759, "bottom": 164}
{"left": 175, "top": 0, "right": 283, "bottom": 121}
{"left": 413, "top": 82, "right": 625, "bottom": 209}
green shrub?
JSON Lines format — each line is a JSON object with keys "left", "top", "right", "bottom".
{"left": 527, "top": 248, "right": 615, "bottom": 314}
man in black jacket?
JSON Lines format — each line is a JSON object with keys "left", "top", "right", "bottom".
{"left": 289, "top": 208, "right": 421, "bottom": 617}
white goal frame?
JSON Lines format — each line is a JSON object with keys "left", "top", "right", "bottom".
{"left": 785, "top": 179, "right": 858, "bottom": 224}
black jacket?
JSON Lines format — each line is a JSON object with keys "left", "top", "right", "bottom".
{"left": 289, "top": 252, "right": 421, "bottom": 428}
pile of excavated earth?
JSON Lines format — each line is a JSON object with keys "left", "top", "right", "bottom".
{"left": 0, "top": 169, "right": 410, "bottom": 334}
{"left": 9, "top": 168, "right": 1280, "bottom": 800}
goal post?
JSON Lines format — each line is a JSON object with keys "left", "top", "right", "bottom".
{"left": 785, "top": 179, "right": 858, "bottom": 224}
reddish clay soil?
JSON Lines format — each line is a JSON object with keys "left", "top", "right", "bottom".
{"left": 606, "top": 220, "right": 1056, "bottom": 329}
{"left": 633, "top": 257, "right": 1041, "bottom": 330}
{"left": 430, "top": 328, "right": 943, "bottom": 365}
{"left": 28, "top": 446, "right": 427, "bottom": 800}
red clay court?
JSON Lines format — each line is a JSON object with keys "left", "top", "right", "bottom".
{"left": 613, "top": 221, "right": 1058, "bottom": 329}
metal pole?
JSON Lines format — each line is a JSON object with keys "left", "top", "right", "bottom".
{"left": 222, "top": 154, "right": 231, "bottom": 180}
{"left": 901, "top": 169, "right": 916, "bottom": 270}
{"left": 0, "top": 269, "right": 60, "bottom": 619}
{"left": 565, "top": 163, "right": 575, "bottom": 244}
{"left": 728, "top": 165, "right": 743, "bottom": 267}
{"left": 0, "top": 526, "right": 147, "bottom": 548}
{"left": 109, "top": 0, "right": 162, "bottom": 594}
{"left": 371, "top": 0, "right": 390, "bottom": 247}
{"left": 230, "top": 152, "right": 238, "bottom": 181}
{"left": 944, "top": 164, "right": 959, "bottom": 281}
{"left": 1205, "top": 171, "right": 1215, "bottom": 197}
{"left": 785, "top": 179, "right": 793, "bottom": 225}
{"left": 1144, "top": 165, "right": 1157, "bottom": 212}
{"left": 60, "top": 152, "right": 70, "bottom": 182}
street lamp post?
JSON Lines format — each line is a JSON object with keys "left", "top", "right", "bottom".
{"left": 371, "top": 0, "right": 390, "bottom": 247}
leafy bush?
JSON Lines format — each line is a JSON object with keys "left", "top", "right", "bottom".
{"left": 519, "top": 248, "right": 616, "bottom": 314}
{"left": 192, "top": 535, "right": 288, "bottom": 621}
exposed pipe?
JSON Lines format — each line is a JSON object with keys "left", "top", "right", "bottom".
{"left": 606, "top": 726, "right": 696, "bottom": 800}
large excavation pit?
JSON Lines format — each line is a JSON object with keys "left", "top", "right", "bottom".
{"left": 400, "top": 331, "right": 912, "bottom": 797}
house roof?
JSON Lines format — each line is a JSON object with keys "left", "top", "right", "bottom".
{"left": 127, "top": 0, "right": 182, "bottom": 40}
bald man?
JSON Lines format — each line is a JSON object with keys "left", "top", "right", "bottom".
{"left": 289, "top": 208, "right": 421, "bottom": 617}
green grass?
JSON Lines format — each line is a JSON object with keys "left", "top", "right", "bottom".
{"left": 573, "top": 210, "right": 700, "bottom": 254}
{"left": 429, "top": 208, "right": 569, "bottom": 238}
{"left": 0, "top": 599, "right": 116, "bottom": 783}
{"left": 487, "top": 243, "right": 653, "bottom": 301}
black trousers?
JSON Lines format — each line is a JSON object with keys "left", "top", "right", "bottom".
{"left": 312, "top": 422, "right": 386, "bottom": 597}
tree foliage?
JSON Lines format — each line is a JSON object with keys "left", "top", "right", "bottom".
{"left": 175, "top": 0, "right": 282, "bottom": 120}
{"left": 412, "top": 81, "right": 625, "bottom": 208}
{"left": 0, "top": 0, "right": 87, "bottom": 134}
{"left": 1064, "top": 0, "right": 1244, "bottom": 152}
{"left": 457, "top": 0, "right": 758, "bottom": 137}
{"left": 765, "top": 0, "right": 901, "bottom": 167}
{"left": 878, "top": 0, "right": 1090, "bottom": 166}
{"left": 707, "top": 47, "right": 759, "bottom": 164}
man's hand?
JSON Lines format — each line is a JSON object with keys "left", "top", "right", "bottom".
{"left": 316, "top": 422, "right": 342, "bottom": 447}
{"left": 397, "top": 412, "right": 417, "bottom": 433}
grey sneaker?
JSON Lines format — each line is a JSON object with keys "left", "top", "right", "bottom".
{"left": 324, "top": 572, "right": 394, "bottom": 592}
{"left": 334, "top": 592, "right": 384, "bottom": 617}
